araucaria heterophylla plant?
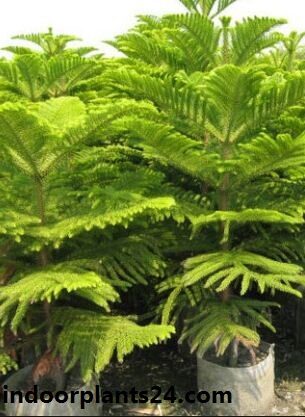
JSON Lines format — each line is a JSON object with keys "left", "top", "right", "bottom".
{"left": 104, "top": 0, "right": 305, "bottom": 363}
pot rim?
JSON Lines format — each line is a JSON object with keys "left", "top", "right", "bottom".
{"left": 196, "top": 341, "right": 275, "bottom": 370}
{"left": 3, "top": 364, "right": 96, "bottom": 393}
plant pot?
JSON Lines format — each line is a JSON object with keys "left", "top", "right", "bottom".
{"left": 3, "top": 365, "right": 102, "bottom": 416}
{"left": 197, "top": 342, "right": 275, "bottom": 416}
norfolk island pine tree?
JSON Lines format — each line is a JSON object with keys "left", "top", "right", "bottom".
{"left": 103, "top": 0, "right": 305, "bottom": 363}
{"left": 0, "top": 31, "right": 176, "bottom": 383}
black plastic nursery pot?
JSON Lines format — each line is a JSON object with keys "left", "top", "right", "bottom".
{"left": 197, "top": 342, "right": 275, "bottom": 416}
{"left": 3, "top": 365, "right": 102, "bottom": 416}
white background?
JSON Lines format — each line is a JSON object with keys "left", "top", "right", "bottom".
{"left": 0, "top": 0, "right": 304, "bottom": 57}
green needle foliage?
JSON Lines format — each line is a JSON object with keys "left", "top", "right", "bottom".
{"left": 179, "top": 298, "right": 278, "bottom": 357}
{"left": 54, "top": 308, "right": 174, "bottom": 382}
{"left": 0, "top": 28, "right": 104, "bottom": 103}
{"left": 107, "top": 1, "right": 305, "bottom": 359}
{"left": 0, "top": 352, "right": 18, "bottom": 375}
{"left": 0, "top": 54, "right": 101, "bottom": 102}
{"left": 1, "top": 0, "right": 305, "bottom": 377}
{"left": 179, "top": 0, "right": 238, "bottom": 17}
{"left": 3, "top": 27, "right": 100, "bottom": 58}
{"left": 0, "top": 95, "right": 175, "bottom": 380}
{"left": 110, "top": 0, "right": 285, "bottom": 73}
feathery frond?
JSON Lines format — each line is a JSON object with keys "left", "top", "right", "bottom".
{"left": 54, "top": 308, "right": 175, "bottom": 382}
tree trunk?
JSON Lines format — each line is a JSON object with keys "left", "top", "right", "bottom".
{"left": 35, "top": 178, "right": 51, "bottom": 328}
{"left": 219, "top": 143, "right": 232, "bottom": 302}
